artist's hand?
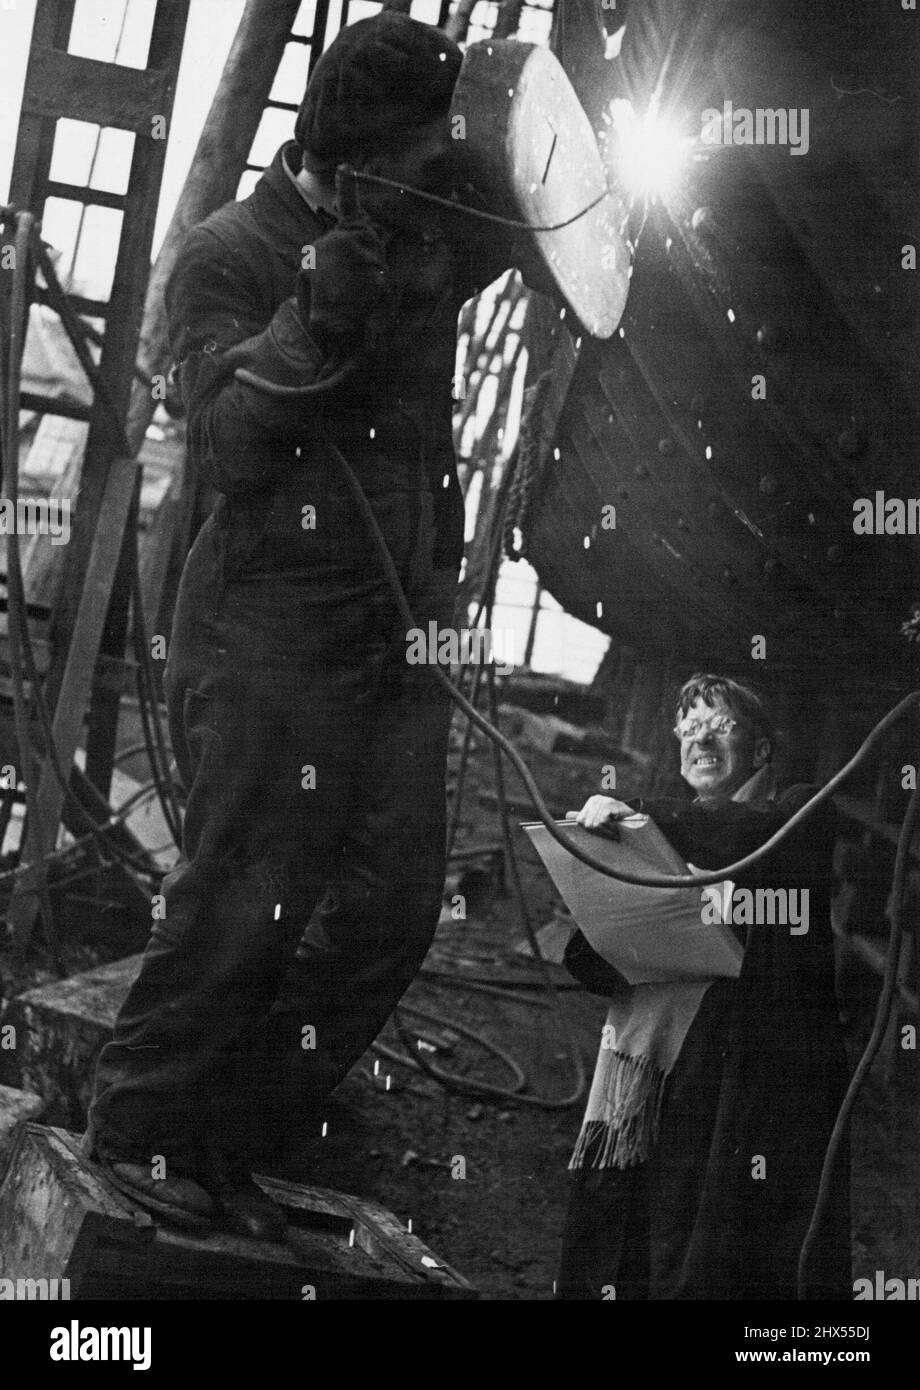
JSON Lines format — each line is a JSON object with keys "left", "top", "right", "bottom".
{"left": 298, "top": 215, "right": 391, "bottom": 359}
{"left": 571, "top": 795, "right": 635, "bottom": 829}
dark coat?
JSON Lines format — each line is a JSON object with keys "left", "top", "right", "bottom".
{"left": 560, "top": 785, "right": 852, "bottom": 1300}
{"left": 164, "top": 141, "right": 513, "bottom": 584}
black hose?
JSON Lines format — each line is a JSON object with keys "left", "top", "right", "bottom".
{"left": 796, "top": 778, "right": 920, "bottom": 1299}
{"left": 325, "top": 438, "right": 920, "bottom": 889}
{"left": 128, "top": 549, "right": 182, "bottom": 845}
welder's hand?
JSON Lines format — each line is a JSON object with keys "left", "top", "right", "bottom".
{"left": 570, "top": 795, "right": 635, "bottom": 829}
{"left": 298, "top": 216, "right": 391, "bottom": 360}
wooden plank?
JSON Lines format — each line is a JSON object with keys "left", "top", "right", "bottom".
{"left": 21, "top": 48, "right": 170, "bottom": 135}
{"left": 6, "top": 953, "right": 143, "bottom": 1129}
{"left": 0, "top": 1126, "right": 477, "bottom": 1299}
{"left": 0, "top": 1086, "right": 45, "bottom": 1181}
{"left": 44, "top": 180, "right": 126, "bottom": 212}
{"left": 0, "top": 1125, "right": 151, "bottom": 1293}
{"left": 257, "top": 1174, "right": 474, "bottom": 1295}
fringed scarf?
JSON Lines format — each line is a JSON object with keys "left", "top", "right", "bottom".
{"left": 569, "top": 764, "right": 777, "bottom": 1171}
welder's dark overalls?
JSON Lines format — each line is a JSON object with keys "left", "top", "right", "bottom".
{"left": 88, "top": 142, "right": 504, "bottom": 1169}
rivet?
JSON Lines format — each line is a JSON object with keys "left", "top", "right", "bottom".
{"left": 759, "top": 474, "right": 778, "bottom": 497}
{"left": 658, "top": 437, "right": 675, "bottom": 456}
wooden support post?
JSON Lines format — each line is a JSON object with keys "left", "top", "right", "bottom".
{"left": 130, "top": 0, "right": 304, "bottom": 633}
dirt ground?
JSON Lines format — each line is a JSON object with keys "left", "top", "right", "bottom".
{"left": 1, "top": 710, "right": 916, "bottom": 1300}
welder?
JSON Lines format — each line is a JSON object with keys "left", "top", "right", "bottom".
{"left": 84, "top": 12, "right": 527, "bottom": 1241}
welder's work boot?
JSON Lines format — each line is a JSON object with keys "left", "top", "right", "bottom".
{"left": 197, "top": 1147, "right": 288, "bottom": 1244}
{"left": 100, "top": 1160, "right": 217, "bottom": 1231}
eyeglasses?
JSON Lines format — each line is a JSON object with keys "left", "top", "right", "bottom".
{"left": 673, "top": 714, "right": 742, "bottom": 740}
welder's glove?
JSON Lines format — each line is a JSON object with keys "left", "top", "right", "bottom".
{"left": 297, "top": 215, "right": 391, "bottom": 362}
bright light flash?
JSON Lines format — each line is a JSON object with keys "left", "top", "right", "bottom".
{"left": 609, "top": 98, "right": 690, "bottom": 199}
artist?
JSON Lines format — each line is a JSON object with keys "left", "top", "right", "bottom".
{"left": 556, "top": 673, "right": 851, "bottom": 1299}
{"left": 84, "top": 13, "right": 523, "bottom": 1241}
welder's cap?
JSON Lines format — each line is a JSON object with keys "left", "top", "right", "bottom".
{"left": 295, "top": 12, "right": 462, "bottom": 172}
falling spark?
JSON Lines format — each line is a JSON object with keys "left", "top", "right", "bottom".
{"left": 727, "top": 308, "right": 735, "bottom": 323}
{"left": 273, "top": 903, "right": 281, "bottom": 920}
{"left": 321, "top": 1121, "right": 328, "bottom": 1138}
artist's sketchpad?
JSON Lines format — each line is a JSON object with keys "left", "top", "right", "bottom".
{"left": 1, "top": 955, "right": 143, "bottom": 1129}
{"left": 0, "top": 1126, "right": 477, "bottom": 1299}
{"left": 451, "top": 40, "right": 629, "bottom": 338}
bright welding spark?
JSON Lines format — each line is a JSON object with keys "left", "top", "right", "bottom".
{"left": 609, "top": 98, "right": 692, "bottom": 201}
